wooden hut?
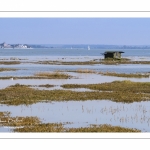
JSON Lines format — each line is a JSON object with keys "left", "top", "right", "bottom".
{"left": 103, "top": 51, "right": 124, "bottom": 59}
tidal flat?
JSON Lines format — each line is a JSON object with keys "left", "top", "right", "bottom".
{"left": 1, "top": 100, "right": 150, "bottom": 132}
{"left": 0, "top": 111, "right": 140, "bottom": 132}
{"left": 1, "top": 80, "right": 150, "bottom": 106}
{"left": 34, "top": 57, "right": 150, "bottom": 65}
{"left": 0, "top": 68, "right": 18, "bottom": 72}
{"left": 1, "top": 53, "right": 150, "bottom": 132}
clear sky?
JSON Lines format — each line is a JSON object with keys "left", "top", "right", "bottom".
{"left": 0, "top": 18, "right": 150, "bottom": 45}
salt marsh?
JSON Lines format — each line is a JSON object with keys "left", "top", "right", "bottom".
{"left": 1, "top": 48, "right": 150, "bottom": 132}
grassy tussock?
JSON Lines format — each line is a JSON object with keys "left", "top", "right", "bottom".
{"left": 0, "top": 76, "right": 70, "bottom": 80}
{"left": 14, "top": 123, "right": 64, "bottom": 132}
{"left": 36, "top": 60, "right": 101, "bottom": 65}
{"left": 62, "top": 80, "right": 150, "bottom": 93}
{"left": 0, "top": 111, "right": 141, "bottom": 132}
{"left": 35, "top": 58, "right": 150, "bottom": 65}
{"left": 67, "top": 124, "right": 140, "bottom": 132}
{"left": 0, "top": 72, "right": 72, "bottom": 79}
{"left": 14, "top": 123, "right": 140, "bottom": 132}
{"left": 0, "top": 68, "right": 18, "bottom": 72}
{"left": 34, "top": 71, "right": 72, "bottom": 79}
{"left": 0, "top": 111, "right": 40, "bottom": 126}
{"left": 0, "top": 61, "right": 20, "bottom": 65}
{"left": 99, "top": 72, "right": 149, "bottom": 78}
{"left": 38, "top": 84, "right": 54, "bottom": 88}
{"left": 67, "top": 69, "right": 96, "bottom": 73}
{"left": 1, "top": 81, "right": 150, "bottom": 105}
{"left": 100, "top": 58, "right": 150, "bottom": 65}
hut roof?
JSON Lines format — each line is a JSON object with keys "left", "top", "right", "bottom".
{"left": 104, "top": 51, "right": 124, "bottom": 54}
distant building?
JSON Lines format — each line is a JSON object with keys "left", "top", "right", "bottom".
{"left": 0, "top": 42, "right": 32, "bottom": 49}
{"left": 13, "top": 44, "right": 31, "bottom": 49}
{"left": 103, "top": 51, "right": 124, "bottom": 59}
{"left": 0, "top": 42, "right": 13, "bottom": 48}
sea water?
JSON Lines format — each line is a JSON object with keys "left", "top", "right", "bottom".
{"left": 0, "top": 48, "right": 150, "bottom": 76}
{"left": 1, "top": 48, "right": 150, "bottom": 132}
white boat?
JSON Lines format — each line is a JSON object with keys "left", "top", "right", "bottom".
{"left": 88, "top": 45, "right": 90, "bottom": 50}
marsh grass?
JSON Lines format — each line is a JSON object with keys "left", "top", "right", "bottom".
{"left": 13, "top": 123, "right": 64, "bottom": 132}
{"left": 100, "top": 58, "right": 130, "bottom": 65}
{"left": 35, "top": 58, "right": 150, "bottom": 65}
{"left": 0, "top": 76, "right": 66, "bottom": 80}
{"left": 0, "top": 71, "right": 72, "bottom": 79}
{"left": 0, "top": 111, "right": 40, "bottom": 126}
{"left": 1, "top": 81, "right": 150, "bottom": 105}
{"left": 9, "top": 84, "right": 30, "bottom": 88}
{"left": 0, "top": 68, "right": 18, "bottom": 72}
{"left": 61, "top": 70, "right": 149, "bottom": 78}
{"left": 0, "top": 111, "right": 10, "bottom": 117}
{"left": 99, "top": 72, "right": 150, "bottom": 78}
{"left": 62, "top": 80, "right": 150, "bottom": 93}
{"left": 66, "top": 124, "right": 140, "bottom": 132}
{"left": 66, "top": 69, "right": 96, "bottom": 73}
{"left": 38, "top": 84, "right": 55, "bottom": 88}
{"left": 0, "top": 61, "right": 20, "bottom": 65}
{"left": 61, "top": 80, "right": 150, "bottom": 102}
{"left": 34, "top": 71, "right": 72, "bottom": 79}
{"left": 36, "top": 60, "right": 101, "bottom": 65}
{"left": 100, "top": 58, "right": 150, "bottom": 65}
{"left": 0, "top": 111, "right": 141, "bottom": 132}
{"left": 14, "top": 123, "right": 140, "bottom": 132}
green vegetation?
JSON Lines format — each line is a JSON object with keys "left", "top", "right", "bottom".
{"left": 61, "top": 80, "right": 150, "bottom": 102}
{"left": 0, "top": 111, "right": 141, "bottom": 132}
{"left": 0, "top": 68, "right": 18, "bottom": 72}
{"left": 35, "top": 58, "right": 150, "bottom": 65}
{"left": 14, "top": 123, "right": 64, "bottom": 132}
{"left": 100, "top": 58, "right": 150, "bottom": 65}
{"left": 0, "top": 76, "right": 63, "bottom": 79}
{"left": 100, "top": 58, "right": 130, "bottom": 65}
{"left": 0, "top": 111, "right": 40, "bottom": 127}
{"left": 66, "top": 69, "right": 96, "bottom": 73}
{"left": 62, "top": 69, "right": 150, "bottom": 78}
{"left": 36, "top": 60, "right": 101, "bottom": 65}
{"left": 99, "top": 72, "right": 150, "bottom": 78}
{"left": 1, "top": 81, "right": 150, "bottom": 105}
{"left": 66, "top": 124, "right": 140, "bottom": 132}
{"left": 0, "top": 61, "right": 20, "bottom": 65}
{"left": 14, "top": 123, "right": 140, "bottom": 132}
{"left": 0, "top": 72, "right": 72, "bottom": 80}
{"left": 35, "top": 72, "right": 72, "bottom": 79}
{"left": 62, "top": 80, "right": 150, "bottom": 93}
{"left": 38, "top": 84, "right": 55, "bottom": 88}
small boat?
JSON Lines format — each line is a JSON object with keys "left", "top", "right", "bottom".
{"left": 88, "top": 45, "right": 90, "bottom": 50}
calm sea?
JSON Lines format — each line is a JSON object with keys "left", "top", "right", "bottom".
{"left": 0, "top": 48, "right": 150, "bottom": 76}
{"left": 0, "top": 48, "right": 150, "bottom": 57}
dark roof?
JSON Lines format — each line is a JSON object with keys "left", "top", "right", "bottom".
{"left": 104, "top": 51, "right": 124, "bottom": 54}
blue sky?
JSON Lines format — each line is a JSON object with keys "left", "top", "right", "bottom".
{"left": 0, "top": 18, "right": 150, "bottom": 45}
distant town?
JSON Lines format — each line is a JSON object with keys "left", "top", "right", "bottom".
{"left": 0, "top": 42, "right": 32, "bottom": 49}
{"left": 1, "top": 42, "right": 150, "bottom": 49}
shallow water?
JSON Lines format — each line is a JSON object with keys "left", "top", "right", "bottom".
{"left": 1, "top": 62, "right": 150, "bottom": 78}
{"left": 1, "top": 48, "right": 150, "bottom": 132}
{"left": 0, "top": 126, "right": 13, "bottom": 132}
{"left": 0, "top": 100, "right": 150, "bottom": 132}
{"left": 0, "top": 48, "right": 150, "bottom": 57}
{"left": 0, "top": 73, "right": 150, "bottom": 90}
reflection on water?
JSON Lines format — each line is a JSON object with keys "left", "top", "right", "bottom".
{"left": 0, "top": 127, "right": 13, "bottom": 132}
{"left": 0, "top": 72, "right": 150, "bottom": 90}
{"left": 1, "top": 63, "right": 150, "bottom": 77}
{"left": 0, "top": 100, "right": 150, "bottom": 132}
{"left": 1, "top": 51, "right": 150, "bottom": 132}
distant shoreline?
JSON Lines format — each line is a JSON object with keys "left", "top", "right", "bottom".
{"left": 0, "top": 48, "right": 33, "bottom": 49}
